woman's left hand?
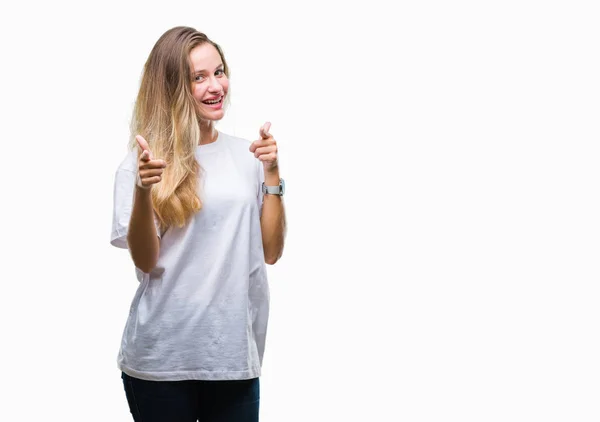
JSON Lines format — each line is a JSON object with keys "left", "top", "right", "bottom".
{"left": 249, "top": 122, "right": 278, "bottom": 173}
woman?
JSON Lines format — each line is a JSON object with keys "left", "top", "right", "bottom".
{"left": 110, "top": 26, "right": 286, "bottom": 422}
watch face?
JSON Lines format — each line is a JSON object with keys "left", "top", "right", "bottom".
{"left": 280, "top": 178, "right": 285, "bottom": 195}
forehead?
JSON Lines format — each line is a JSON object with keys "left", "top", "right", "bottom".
{"left": 190, "top": 43, "right": 222, "bottom": 72}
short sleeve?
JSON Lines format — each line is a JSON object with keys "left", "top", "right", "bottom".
{"left": 110, "top": 166, "right": 162, "bottom": 249}
{"left": 256, "top": 159, "right": 265, "bottom": 216}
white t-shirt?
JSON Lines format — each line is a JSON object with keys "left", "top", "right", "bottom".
{"left": 110, "top": 131, "right": 270, "bottom": 381}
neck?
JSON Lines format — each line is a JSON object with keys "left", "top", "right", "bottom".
{"left": 198, "top": 120, "right": 217, "bottom": 145}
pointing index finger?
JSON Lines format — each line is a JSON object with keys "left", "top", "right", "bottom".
{"left": 135, "top": 135, "right": 153, "bottom": 160}
{"left": 260, "top": 122, "right": 272, "bottom": 139}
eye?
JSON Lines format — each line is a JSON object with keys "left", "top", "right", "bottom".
{"left": 194, "top": 74, "right": 205, "bottom": 82}
{"left": 215, "top": 69, "right": 224, "bottom": 76}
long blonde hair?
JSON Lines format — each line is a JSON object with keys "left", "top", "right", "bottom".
{"left": 129, "top": 26, "right": 230, "bottom": 230}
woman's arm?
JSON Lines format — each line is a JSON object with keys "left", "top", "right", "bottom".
{"left": 127, "top": 135, "right": 166, "bottom": 273}
{"left": 261, "top": 170, "right": 286, "bottom": 265}
{"left": 127, "top": 186, "right": 160, "bottom": 273}
{"left": 250, "top": 122, "right": 287, "bottom": 265}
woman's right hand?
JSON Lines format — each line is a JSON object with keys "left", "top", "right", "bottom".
{"left": 135, "top": 135, "right": 167, "bottom": 189}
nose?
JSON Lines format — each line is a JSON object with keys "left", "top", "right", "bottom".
{"left": 208, "top": 76, "right": 222, "bottom": 94}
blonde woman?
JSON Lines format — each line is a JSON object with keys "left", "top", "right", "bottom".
{"left": 110, "top": 26, "right": 286, "bottom": 422}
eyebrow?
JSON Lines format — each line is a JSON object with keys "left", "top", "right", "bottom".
{"left": 194, "top": 64, "right": 224, "bottom": 74}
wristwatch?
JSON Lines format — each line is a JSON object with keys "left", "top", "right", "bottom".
{"left": 262, "top": 178, "right": 285, "bottom": 196}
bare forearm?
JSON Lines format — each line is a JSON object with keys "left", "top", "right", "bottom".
{"left": 127, "top": 186, "right": 160, "bottom": 273}
{"left": 260, "top": 171, "right": 286, "bottom": 265}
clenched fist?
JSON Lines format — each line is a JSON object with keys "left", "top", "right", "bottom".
{"left": 135, "top": 135, "right": 167, "bottom": 189}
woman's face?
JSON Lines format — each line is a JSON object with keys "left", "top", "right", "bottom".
{"left": 190, "top": 43, "right": 229, "bottom": 121}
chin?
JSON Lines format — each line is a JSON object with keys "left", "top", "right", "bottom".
{"left": 197, "top": 110, "right": 225, "bottom": 122}
{"left": 208, "top": 111, "right": 225, "bottom": 121}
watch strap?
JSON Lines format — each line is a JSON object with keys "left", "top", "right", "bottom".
{"left": 262, "top": 178, "right": 284, "bottom": 195}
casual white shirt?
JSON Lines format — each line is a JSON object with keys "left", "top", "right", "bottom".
{"left": 110, "top": 131, "right": 270, "bottom": 381}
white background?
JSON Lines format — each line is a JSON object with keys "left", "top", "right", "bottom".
{"left": 1, "top": 0, "right": 599, "bottom": 421}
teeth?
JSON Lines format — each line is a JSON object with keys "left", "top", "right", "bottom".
{"left": 204, "top": 97, "right": 221, "bottom": 105}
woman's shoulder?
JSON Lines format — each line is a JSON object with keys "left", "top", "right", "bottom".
{"left": 115, "top": 148, "right": 138, "bottom": 174}
{"left": 218, "top": 131, "right": 259, "bottom": 170}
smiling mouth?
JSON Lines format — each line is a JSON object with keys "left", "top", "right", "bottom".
{"left": 202, "top": 96, "right": 223, "bottom": 105}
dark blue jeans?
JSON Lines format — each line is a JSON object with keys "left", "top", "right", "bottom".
{"left": 121, "top": 372, "right": 260, "bottom": 422}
